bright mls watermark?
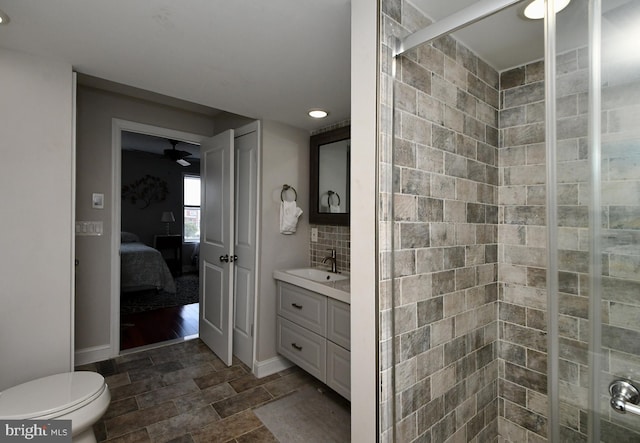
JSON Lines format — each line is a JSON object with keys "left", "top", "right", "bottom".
{"left": 0, "top": 421, "right": 71, "bottom": 442}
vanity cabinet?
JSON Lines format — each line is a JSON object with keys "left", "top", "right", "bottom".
{"left": 276, "top": 281, "right": 351, "bottom": 399}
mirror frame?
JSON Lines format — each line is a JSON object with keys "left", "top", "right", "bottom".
{"left": 309, "top": 125, "right": 350, "bottom": 226}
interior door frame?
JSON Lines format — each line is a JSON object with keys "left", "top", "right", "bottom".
{"left": 110, "top": 119, "right": 207, "bottom": 356}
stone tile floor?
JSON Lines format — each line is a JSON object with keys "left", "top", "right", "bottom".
{"left": 77, "top": 339, "right": 332, "bottom": 442}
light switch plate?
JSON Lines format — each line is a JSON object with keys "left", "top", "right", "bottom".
{"left": 76, "top": 221, "right": 103, "bottom": 236}
{"left": 311, "top": 228, "right": 318, "bottom": 242}
{"left": 92, "top": 193, "right": 104, "bottom": 209}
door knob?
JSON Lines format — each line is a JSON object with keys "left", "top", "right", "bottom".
{"left": 219, "top": 254, "right": 229, "bottom": 263}
{"left": 610, "top": 380, "right": 640, "bottom": 416}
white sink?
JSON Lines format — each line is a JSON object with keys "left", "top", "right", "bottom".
{"left": 273, "top": 267, "right": 350, "bottom": 303}
{"left": 285, "top": 267, "right": 349, "bottom": 282}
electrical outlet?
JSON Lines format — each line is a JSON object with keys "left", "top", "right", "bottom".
{"left": 311, "top": 228, "right": 318, "bottom": 242}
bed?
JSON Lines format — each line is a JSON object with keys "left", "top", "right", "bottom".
{"left": 120, "top": 232, "right": 176, "bottom": 293}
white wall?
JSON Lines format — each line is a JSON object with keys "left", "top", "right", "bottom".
{"left": 351, "top": 0, "right": 378, "bottom": 440}
{"left": 256, "top": 120, "right": 310, "bottom": 364}
{"left": 75, "top": 85, "right": 218, "bottom": 359}
{"left": 0, "top": 48, "right": 74, "bottom": 390}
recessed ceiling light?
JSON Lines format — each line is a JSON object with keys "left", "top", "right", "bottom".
{"left": 308, "top": 109, "right": 328, "bottom": 119}
{"left": 523, "top": 0, "right": 570, "bottom": 19}
{"left": 0, "top": 9, "right": 10, "bottom": 25}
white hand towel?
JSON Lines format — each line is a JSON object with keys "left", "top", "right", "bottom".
{"left": 280, "top": 200, "right": 303, "bottom": 234}
{"left": 329, "top": 204, "right": 341, "bottom": 213}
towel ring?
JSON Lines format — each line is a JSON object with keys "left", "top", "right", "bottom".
{"left": 325, "top": 190, "right": 341, "bottom": 206}
{"left": 281, "top": 184, "right": 297, "bottom": 202}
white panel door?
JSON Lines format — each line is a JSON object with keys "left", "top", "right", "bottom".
{"left": 232, "top": 122, "right": 259, "bottom": 367}
{"left": 199, "top": 130, "right": 234, "bottom": 366}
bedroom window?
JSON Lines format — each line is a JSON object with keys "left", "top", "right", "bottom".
{"left": 184, "top": 175, "right": 201, "bottom": 243}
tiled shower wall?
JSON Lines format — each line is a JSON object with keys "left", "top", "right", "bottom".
{"left": 381, "top": 2, "right": 640, "bottom": 442}
{"left": 498, "top": 58, "right": 552, "bottom": 442}
{"left": 485, "top": 43, "right": 640, "bottom": 443}
{"left": 380, "top": 1, "right": 500, "bottom": 440}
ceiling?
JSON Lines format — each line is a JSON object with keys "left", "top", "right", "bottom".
{"left": 0, "top": 0, "right": 351, "bottom": 132}
{"left": 0, "top": 0, "right": 628, "bottom": 139}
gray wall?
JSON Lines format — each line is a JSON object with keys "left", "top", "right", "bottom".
{"left": 0, "top": 48, "right": 74, "bottom": 390}
{"left": 256, "top": 120, "right": 310, "bottom": 363}
{"left": 76, "top": 84, "right": 312, "bottom": 370}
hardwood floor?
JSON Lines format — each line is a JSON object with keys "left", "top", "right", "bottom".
{"left": 120, "top": 303, "right": 199, "bottom": 350}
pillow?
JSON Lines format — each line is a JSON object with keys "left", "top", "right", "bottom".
{"left": 121, "top": 232, "right": 140, "bottom": 243}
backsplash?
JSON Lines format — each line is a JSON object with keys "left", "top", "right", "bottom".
{"left": 309, "top": 224, "right": 351, "bottom": 273}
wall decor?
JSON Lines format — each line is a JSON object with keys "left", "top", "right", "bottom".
{"left": 122, "top": 174, "right": 169, "bottom": 209}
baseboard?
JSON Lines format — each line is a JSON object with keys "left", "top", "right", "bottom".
{"left": 74, "top": 344, "right": 112, "bottom": 367}
{"left": 253, "top": 355, "right": 293, "bottom": 378}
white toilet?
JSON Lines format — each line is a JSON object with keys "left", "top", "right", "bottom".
{"left": 0, "top": 371, "right": 110, "bottom": 443}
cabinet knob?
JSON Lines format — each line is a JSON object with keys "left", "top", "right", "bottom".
{"left": 219, "top": 255, "right": 229, "bottom": 263}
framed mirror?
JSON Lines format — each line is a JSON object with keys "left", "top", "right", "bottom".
{"left": 309, "top": 126, "right": 350, "bottom": 225}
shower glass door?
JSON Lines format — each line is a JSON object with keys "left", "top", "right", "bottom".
{"left": 553, "top": 0, "right": 640, "bottom": 440}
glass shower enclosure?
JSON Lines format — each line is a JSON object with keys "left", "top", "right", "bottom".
{"left": 380, "top": 0, "right": 640, "bottom": 441}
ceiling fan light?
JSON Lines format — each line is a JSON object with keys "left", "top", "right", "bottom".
{"left": 524, "top": 0, "right": 571, "bottom": 20}
{"left": 176, "top": 158, "right": 191, "bottom": 167}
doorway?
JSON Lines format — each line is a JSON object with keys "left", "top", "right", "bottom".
{"left": 119, "top": 130, "right": 201, "bottom": 350}
{"left": 111, "top": 120, "right": 207, "bottom": 355}
{"left": 111, "top": 119, "right": 259, "bottom": 370}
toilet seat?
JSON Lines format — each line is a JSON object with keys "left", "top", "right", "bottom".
{"left": 0, "top": 371, "right": 107, "bottom": 420}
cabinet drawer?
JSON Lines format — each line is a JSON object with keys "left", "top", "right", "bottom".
{"left": 277, "top": 317, "right": 327, "bottom": 381}
{"left": 327, "top": 299, "right": 350, "bottom": 350}
{"left": 277, "top": 282, "right": 327, "bottom": 335}
{"left": 326, "top": 341, "right": 350, "bottom": 400}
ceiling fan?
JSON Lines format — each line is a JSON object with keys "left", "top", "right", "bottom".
{"left": 163, "top": 139, "right": 191, "bottom": 166}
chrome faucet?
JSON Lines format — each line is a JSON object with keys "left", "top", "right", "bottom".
{"left": 322, "top": 249, "right": 338, "bottom": 273}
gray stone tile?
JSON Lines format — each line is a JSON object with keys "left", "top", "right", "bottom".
{"left": 401, "top": 57, "right": 432, "bottom": 93}
{"left": 400, "top": 325, "right": 431, "bottom": 360}
{"left": 235, "top": 426, "right": 278, "bottom": 443}
{"left": 432, "top": 125, "right": 458, "bottom": 153}
{"left": 105, "top": 402, "right": 179, "bottom": 439}
{"left": 172, "top": 383, "right": 237, "bottom": 414}
{"left": 501, "top": 67, "right": 525, "bottom": 90}
{"left": 417, "top": 296, "right": 443, "bottom": 326}
{"left": 146, "top": 406, "right": 220, "bottom": 443}
{"left": 191, "top": 410, "right": 263, "bottom": 443}
{"left": 193, "top": 366, "right": 247, "bottom": 390}
{"left": 603, "top": 324, "right": 640, "bottom": 355}
{"left": 128, "top": 362, "right": 184, "bottom": 383}
{"left": 400, "top": 222, "right": 430, "bottom": 248}
{"left": 212, "top": 386, "right": 272, "bottom": 419}
{"left": 504, "top": 82, "right": 545, "bottom": 108}
{"left": 136, "top": 380, "right": 200, "bottom": 410}
{"left": 401, "top": 168, "right": 431, "bottom": 195}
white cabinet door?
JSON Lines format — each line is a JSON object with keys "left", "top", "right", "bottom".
{"left": 327, "top": 341, "right": 351, "bottom": 400}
